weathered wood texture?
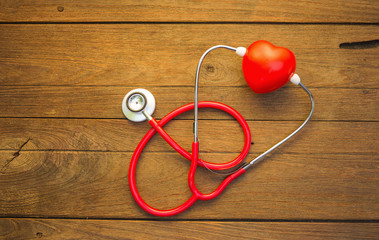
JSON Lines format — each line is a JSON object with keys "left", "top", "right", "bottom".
{"left": 0, "top": 0, "right": 378, "bottom": 23}
{"left": 0, "top": 87, "right": 377, "bottom": 121}
{"left": 0, "top": 151, "right": 377, "bottom": 219}
{"left": 1, "top": 219, "right": 378, "bottom": 240}
{"left": 0, "top": 1, "right": 378, "bottom": 238}
{"left": 0, "top": 25, "right": 378, "bottom": 88}
{"left": 0, "top": 119, "right": 377, "bottom": 154}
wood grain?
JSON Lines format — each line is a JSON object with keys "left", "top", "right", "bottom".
{"left": 0, "top": 0, "right": 378, "bottom": 23}
{"left": 0, "top": 151, "right": 377, "bottom": 219}
{"left": 0, "top": 24, "right": 378, "bottom": 88}
{"left": 1, "top": 218, "right": 378, "bottom": 240}
{"left": 0, "top": 86, "right": 377, "bottom": 121}
{"left": 0, "top": 1, "right": 378, "bottom": 236}
{"left": 0, "top": 119, "right": 377, "bottom": 154}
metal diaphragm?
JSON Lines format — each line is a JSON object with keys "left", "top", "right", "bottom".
{"left": 122, "top": 88, "right": 156, "bottom": 122}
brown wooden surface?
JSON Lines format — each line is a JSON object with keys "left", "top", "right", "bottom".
{"left": 0, "top": 151, "right": 378, "bottom": 219}
{"left": 1, "top": 219, "right": 378, "bottom": 240}
{"left": 0, "top": 87, "right": 377, "bottom": 121}
{"left": 0, "top": 0, "right": 378, "bottom": 23}
{"left": 1, "top": 0, "right": 378, "bottom": 239}
{"left": 0, "top": 120, "right": 377, "bottom": 154}
{"left": 0, "top": 25, "right": 378, "bottom": 88}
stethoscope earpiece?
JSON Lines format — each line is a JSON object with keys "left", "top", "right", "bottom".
{"left": 122, "top": 88, "right": 155, "bottom": 122}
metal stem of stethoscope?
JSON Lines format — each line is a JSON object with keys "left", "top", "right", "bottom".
{"left": 194, "top": 45, "right": 237, "bottom": 143}
{"left": 243, "top": 82, "right": 314, "bottom": 170}
{"left": 193, "top": 45, "right": 314, "bottom": 172}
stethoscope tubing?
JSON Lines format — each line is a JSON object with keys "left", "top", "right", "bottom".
{"left": 129, "top": 101, "right": 251, "bottom": 217}
{"left": 128, "top": 44, "right": 315, "bottom": 217}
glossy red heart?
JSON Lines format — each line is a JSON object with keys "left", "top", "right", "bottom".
{"left": 242, "top": 40, "right": 296, "bottom": 94}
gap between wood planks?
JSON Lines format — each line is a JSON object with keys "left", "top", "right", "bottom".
{"left": 0, "top": 216, "right": 378, "bottom": 223}
{"left": 339, "top": 39, "right": 379, "bottom": 49}
{"left": 0, "top": 21, "right": 378, "bottom": 25}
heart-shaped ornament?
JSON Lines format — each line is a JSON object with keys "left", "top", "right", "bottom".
{"left": 242, "top": 40, "right": 296, "bottom": 94}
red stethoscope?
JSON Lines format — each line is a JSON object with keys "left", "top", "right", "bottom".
{"left": 122, "top": 40, "right": 314, "bottom": 217}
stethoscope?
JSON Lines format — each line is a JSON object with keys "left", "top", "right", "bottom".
{"left": 122, "top": 40, "right": 314, "bottom": 217}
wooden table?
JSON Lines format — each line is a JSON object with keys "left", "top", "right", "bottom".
{"left": 1, "top": 1, "right": 378, "bottom": 239}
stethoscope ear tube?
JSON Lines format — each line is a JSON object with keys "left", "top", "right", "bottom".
{"left": 243, "top": 81, "right": 314, "bottom": 170}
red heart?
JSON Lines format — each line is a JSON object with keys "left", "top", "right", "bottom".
{"left": 242, "top": 40, "right": 296, "bottom": 94}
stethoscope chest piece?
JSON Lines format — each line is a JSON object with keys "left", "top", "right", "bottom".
{"left": 122, "top": 88, "right": 156, "bottom": 122}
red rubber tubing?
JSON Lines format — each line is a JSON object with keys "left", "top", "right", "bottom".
{"left": 128, "top": 101, "right": 251, "bottom": 217}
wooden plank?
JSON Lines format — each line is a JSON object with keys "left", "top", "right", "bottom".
{"left": 0, "top": 1, "right": 378, "bottom": 23}
{"left": 1, "top": 218, "right": 378, "bottom": 240}
{"left": 0, "top": 119, "right": 377, "bottom": 154}
{"left": 0, "top": 151, "right": 377, "bottom": 219}
{"left": 0, "top": 86, "right": 377, "bottom": 121}
{"left": 0, "top": 24, "right": 378, "bottom": 88}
